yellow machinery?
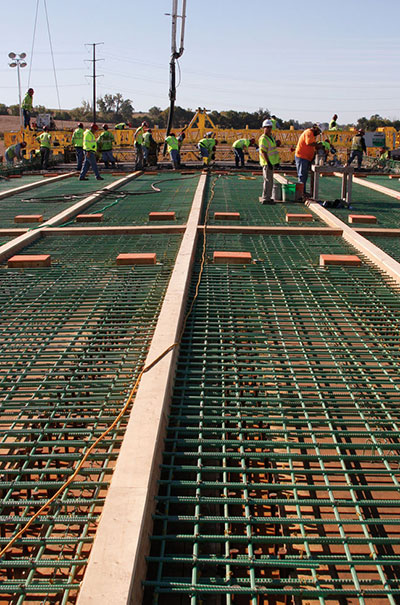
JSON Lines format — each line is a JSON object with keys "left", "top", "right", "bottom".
{"left": 4, "top": 108, "right": 396, "bottom": 165}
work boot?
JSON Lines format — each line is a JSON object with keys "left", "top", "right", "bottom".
{"left": 96, "top": 176, "right": 104, "bottom": 180}
{"left": 79, "top": 177, "right": 88, "bottom": 181}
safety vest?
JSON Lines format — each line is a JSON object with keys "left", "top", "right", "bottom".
{"left": 271, "top": 118, "right": 277, "bottom": 129}
{"left": 71, "top": 127, "right": 84, "bottom": 147}
{"left": 22, "top": 93, "right": 33, "bottom": 111}
{"left": 321, "top": 141, "right": 331, "bottom": 151}
{"left": 165, "top": 135, "right": 179, "bottom": 153}
{"left": 135, "top": 126, "right": 144, "bottom": 144}
{"left": 83, "top": 129, "right": 97, "bottom": 152}
{"left": 98, "top": 130, "right": 115, "bottom": 151}
{"left": 36, "top": 132, "right": 51, "bottom": 149}
{"left": 258, "top": 134, "right": 279, "bottom": 166}
{"left": 329, "top": 120, "right": 338, "bottom": 130}
{"left": 232, "top": 139, "right": 250, "bottom": 150}
{"left": 115, "top": 123, "right": 126, "bottom": 130}
{"left": 143, "top": 132, "right": 152, "bottom": 147}
{"left": 5, "top": 144, "right": 17, "bottom": 159}
{"left": 351, "top": 135, "right": 364, "bottom": 152}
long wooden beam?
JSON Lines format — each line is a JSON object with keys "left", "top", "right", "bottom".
{"left": 0, "top": 171, "right": 75, "bottom": 201}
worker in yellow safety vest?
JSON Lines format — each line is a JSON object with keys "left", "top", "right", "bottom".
{"left": 22, "top": 88, "right": 34, "bottom": 129}
{"left": 232, "top": 137, "right": 256, "bottom": 168}
{"left": 71, "top": 122, "right": 84, "bottom": 170}
{"left": 258, "top": 119, "right": 280, "bottom": 204}
{"left": 134, "top": 121, "right": 149, "bottom": 169}
{"left": 198, "top": 132, "right": 216, "bottom": 167}
{"left": 79, "top": 123, "right": 104, "bottom": 181}
{"left": 36, "top": 126, "right": 51, "bottom": 169}
{"left": 165, "top": 133, "right": 179, "bottom": 169}
{"left": 5, "top": 141, "right": 27, "bottom": 166}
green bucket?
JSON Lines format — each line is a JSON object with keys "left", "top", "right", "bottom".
{"left": 282, "top": 183, "right": 297, "bottom": 202}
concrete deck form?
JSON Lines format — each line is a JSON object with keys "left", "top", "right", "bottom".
{"left": 1, "top": 169, "right": 400, "bottom": 603}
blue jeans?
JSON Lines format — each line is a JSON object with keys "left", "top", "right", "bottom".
{"left": 101, "top": 150, "right": 116, "bottom": 167}
{"left": 143, "top": 145, "right": 149, "bottom": 163}
{"left": 80, "top": 151, "right": 100, "bottom": 178}
{"left": 75, "top": 147, "right": 84, "bottom": 171}
{"left": 170, "top": 148, "right": 179, "bottom": 169}
{"left": 295, "top": 156, "right": 311, "bottom": 192}
{"left": 348, "top": 150, "right": 363, "bottom": 169}
{"left": 234, "top": 148, "right": 245, "bottom": 167}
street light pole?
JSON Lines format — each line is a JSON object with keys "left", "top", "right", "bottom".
{"left": 8, "top": 52, "right": 27, "bottom": 130}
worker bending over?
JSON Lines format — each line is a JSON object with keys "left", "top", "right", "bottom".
{"left": 5, "top": 141, "right": 27, "bottom": 166}
{"left": 232, "top": 137, "right": 255, "bottom": 169}
{"left": 22, "top": 88, "right": 34, "bottom": 129}
{"left": 71, "top": 123, "right": 84, "bottom": 171}
{"left": 198, "top": 132, "right": 216, "bottom": 167}
{"left": 165, "top": 132, "right": 179, "bottom": 170}
{"left": 295, "top": 124, "right": 322, "bottom": 196}
{"left": 98, "top": 124, "right": 116, "bottom": 169}
{"left": 258, "top": 119, "right": 280, "bottom": 205}
{"left": 79, "top": 123, "right": 104, "bottom": 181}
{"left": 36, "top": 126, "right": 51, "bottom": 169}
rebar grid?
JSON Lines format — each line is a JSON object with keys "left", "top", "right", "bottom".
{"left": 68, "top": 173, "right": 199, "bottom": 226}
{"left": 365, "top": 235, "right": 400, "bottom": 264}
{"left": 0, "top": 176, "right": 42, "bottom": 193}
{"left": 0, "top": 175, "right": 118, "bottom": 228}
{"left": 144, "top": 233, "right": 400, "bottom": 605}
{"left": 203, "top": 176, "right": 321, "bottom": 226}
{"left": 0, "top": 233, "right": 181, "bottom": 603}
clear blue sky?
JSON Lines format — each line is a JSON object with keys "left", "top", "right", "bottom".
{"left": 2, "top": 0, "right": 400, "bottom": 125}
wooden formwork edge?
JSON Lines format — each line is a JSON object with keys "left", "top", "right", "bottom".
{"left": 0, "top": 171, "right": 75, "bottom": 201}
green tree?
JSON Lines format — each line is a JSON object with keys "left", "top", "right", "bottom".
{"left": 0, "top": 103, "right": 8, "bottom": 115}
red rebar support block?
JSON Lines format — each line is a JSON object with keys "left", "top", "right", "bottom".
{"left": 76, "top": 214, "right": 104, "bottom": 222}
{"left": 213, "top": 251, "right": 252, "bottom": 264}
{"left": 116, "top": 253, "right": 157, "bottom": 266}
{"left": 285, "top": 213, "right": 313, "bottom": 223}
{"left": 43, "top": 173, "right": 58, "bottom": 177}
{"left": 144, "top": 171, "right": 158, "bottom": 175}
{"left": 180, "top": 171, "right": 195, "bottom": 174}
{"left": 319, "top": 254, "right": 361, "bottom": 267}
{"left": 214, "top": 212, "right": 241, "bottom": 220}
{"left": 8, "top": 254, "right": 51, "bottom": 268}
{"left": 14, "top": 215, "right": 43, "bottom": 223}
{"left": 7, "top": 174, "right": 22, "bottom": 179}
{"left": 149, "top": 212, "right": 176, "bottom": 221}
{"left": 348, "top": 214, "right": 377, "bottom": 224}
{"left": 389, "top": 174, "right": 400, "bottom": 179}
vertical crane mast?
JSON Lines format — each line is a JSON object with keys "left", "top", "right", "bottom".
{"left": 164, "top": 0, "right": 187, "bottom": 149}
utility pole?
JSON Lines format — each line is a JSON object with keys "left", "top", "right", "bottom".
{"left": 85, "top": 42, "right": 104, "bottom": 124}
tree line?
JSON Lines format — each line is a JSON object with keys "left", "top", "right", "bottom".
{"left": 1, "top": 95, "right": 399, "bottom": 131}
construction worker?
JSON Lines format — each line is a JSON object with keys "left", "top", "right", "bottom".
{"left": 97, "top": 124, "right": 116, "bottom": 169}
{"left": 115, "top": 122, "right": 131, "bottom": 130}
{"left": 258, "top": 119, "right": 280, "bottom": 205}
{"left": 329, "top": 114, "right": 339, "bottom": 130}
{"left": 346, "top": 129, "right": 366, "bottom": 170}
{"left": 177, "top": 130, "right": 186, "bottom": 167}
{"left": 271, "top": 115, "right": 279, "bottom": 129}
{"left": 145, "top": 130, "right": 159, "bottom": 166}
{"left": 295, "top": 124, "right": 322, "bottom": 196}
{"left": 79, "top": 123, "right": 104, "bottom": 181}
{"left": 5, "top": 141, "right": 27, "bottom": 166}
{"left": 232, "top": 137, "right": 256, "bottom": 168}
{"left": 71, "top": 123, "right": 84, "bottom": 171}
{"left": 134, "top": 121, "right": 149, "bottom": 169}
{"left": 165, "top": 132, "right": 179, "bottom": 169}
{"left": 36, "top": 126, "right": 51, "bottom": 169}
{"left": 22, "top": 88, "right": 34, "bottom": 129}
{"left": 198, "top": 132, "right": 216, "bottom": 167}
{"left": 143, "top": 128, "right": 151, "bottom": 165}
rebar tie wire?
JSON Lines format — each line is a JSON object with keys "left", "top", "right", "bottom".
{"left": 0, "top": 174, "right": 220, "bottom": 559}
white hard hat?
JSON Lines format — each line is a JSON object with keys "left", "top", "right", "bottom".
{"left": 262, "top": 119, "right": 273, "bottom": 127}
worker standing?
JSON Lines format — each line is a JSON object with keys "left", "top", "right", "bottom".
{"left": 143, "top": 128, "right": 151, "bottom": 165}
{"left": 346, "top": 129, "right": 366, "bottom": 170}
{"left": 5, "top": 141, "right": 27, "bottom": 166}
{"left": 165, "top": 132, "right": 180, "bottom": 170}
{"left": 271, "top": 115, "right": 279, "bottom": 129}
{"left": 258, "top": 119, "right": 280, "bottom": 205}
{"left": 232, "top": 137, "right": 255, "bottom": 169}
{"left": 115, "top": 122, "right": 131, "bottom": 130}
{"left": 79, "top": 123, "right": 104, "bottom": 181}
{"left": 98, "top": 124, "right": 116, "bottom": 169}
{"left": 177, "top": 130, "right": 186, "bottom": 167}
{"left": 36, "top": 126, "right": 51, "bottom": 169}
{"left": 329, "top": 114, "right": 339, "bottom": 130}
{"left": 294, "top": 124, "right": 322, "bottom": 196}
{"left": 71, "top": 122, "right": 84, "bottom": 171}
{"left": 134, "top": 121, "right": 149, "bottom": 169}
{"left": 22, "top": 88, "right": 34, "bottom": 130}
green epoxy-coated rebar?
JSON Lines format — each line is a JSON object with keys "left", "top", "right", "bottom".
{"left": 144, "top": 232, "right": 400, "bottom": 605}
{"left": 0, "top": 232, "right": 181, "bottom": 603}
